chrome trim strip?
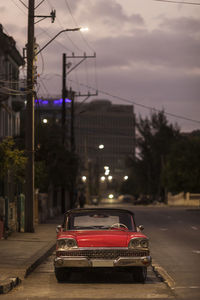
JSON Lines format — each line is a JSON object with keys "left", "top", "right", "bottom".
{"left": 57, "top": 247, "right": 129, "bottom": 251}
{"left": 56, "top": 247, "right": 149, "bottom": 251}
{"left": 54, "top": 256, "right": 152, "bottom": 268}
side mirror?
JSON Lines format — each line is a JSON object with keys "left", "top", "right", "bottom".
{"left": 56, "top": 225, "right": 62, "bottom": 234}
{"left": 137, "top": 225, "right": 144, "bottom": 232}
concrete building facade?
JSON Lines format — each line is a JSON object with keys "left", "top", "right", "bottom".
{"left": 75, "top": 99, "right": 135, "bottom": 181}
{"left": 35, "top": 97, "right": 135, "bottom": 179}
{"left": 0, "top": 24, "right": 24, "bottom": 139}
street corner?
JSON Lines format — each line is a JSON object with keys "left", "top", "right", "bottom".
{"left": 0, "top": 276, "right": 21, "bottom": 294}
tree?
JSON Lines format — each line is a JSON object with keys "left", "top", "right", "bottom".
{"left": 124, "top": 111, "right": 180, "bottom": 202}
{"left": 163, "top": 135, "right": 200, "bottom": 193}
{"left": 35, "top": 122, "right": 80, "bottom": 208}
{"left": 0, "top": 137, "right": 27, "bottom": 185}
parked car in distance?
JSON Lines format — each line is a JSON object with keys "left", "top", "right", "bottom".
{"left": 54, "top": 208, "right": 151, "bottom": 283}
{"left": 118, "top": 194, "right": 135, "bottom": 203}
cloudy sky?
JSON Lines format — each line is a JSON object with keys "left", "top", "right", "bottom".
{"left": 1, "top": 0, "right": 200, "bottom": 132}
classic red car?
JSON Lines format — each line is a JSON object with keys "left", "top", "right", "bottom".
{"left": 54, "top": 208, "right": 151, "bottom": 282}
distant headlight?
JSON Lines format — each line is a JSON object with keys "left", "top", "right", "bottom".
{"left": 129, "top": 238, "right": 149, "bottom": 249}
{"left": 57, "top": 238, "right": 77, "bottom": 249}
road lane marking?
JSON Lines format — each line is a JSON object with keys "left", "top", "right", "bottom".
{"left": 160, "top": 228, "right": 168, "bottom": 231}
{"left": 192, "top": 250, "right": 200, "bottom": 254}
{"left": 191, "top": 226, "right": 198, "bottom": 230}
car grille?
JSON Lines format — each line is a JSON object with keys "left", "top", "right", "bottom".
{"left": 57, "top": 249, "right": 149, "bottom": 259}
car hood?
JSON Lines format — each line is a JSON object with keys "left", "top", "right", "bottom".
{"left": 58, "top": 230, "right": 144, "bottom": 247}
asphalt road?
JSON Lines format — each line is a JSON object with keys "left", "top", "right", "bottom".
{"left": 129, "top": 205, "right": 200, "bottom": 300}
{"left": 1, "top": 205, "right": 199, "bottom": 300}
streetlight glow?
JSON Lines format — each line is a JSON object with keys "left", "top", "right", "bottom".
{"left": 124, "top": 175, "right": 128, "bottom": 180}
{"left": 42, "top": 118, "right": 48, "bottom": 124}
{"left": 80, "top": 27, "right": 89, "bottom": 32}
{"left": 98, "top": 144, "right": 104, "bottom": 150}
{"left": 100, "top": 176, "right": 106, "bottom": 182}
{"left": 82, "top": 176, "right": 87, "bottom": 182}
{"left": 108, "top": 175, "right": 113, "bottom": 181}
{"left": 105, "top": 170, "right": 110, "bottom": 175}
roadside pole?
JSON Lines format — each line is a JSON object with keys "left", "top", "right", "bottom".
{"left": 25, "top": 0, "right": 35, "bottom": 232}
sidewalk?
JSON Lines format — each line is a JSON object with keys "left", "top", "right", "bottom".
{"left": 0, "top": 216, "right": 62, "bottom": 294}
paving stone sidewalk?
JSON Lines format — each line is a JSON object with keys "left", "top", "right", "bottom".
{"left": 0, "top": 216, "right": 62, "bottom": 294}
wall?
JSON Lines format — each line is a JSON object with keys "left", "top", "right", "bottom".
{"left": 168, "top": 192, "right": 200, "bottom": 206}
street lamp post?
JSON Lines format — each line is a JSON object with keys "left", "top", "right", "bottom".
{"left": 36, "top": 28, "right": 83, "bottom": 55}
{"left": 25, "top": 23, "right": 86, "bottom": 232}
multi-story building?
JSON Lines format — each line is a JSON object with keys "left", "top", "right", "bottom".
{"left": 75, "top": 99, "right": 135, "bottom": 180}
{"left": 35, "top": 97, "right": 135, "bottom": 179}
{"left": 35, "top": 97, "right": 135, "bottom": 200}
{"left": 0, "top": 24, "right": 24, "bottom": 139}
{"left": 0, "top": 24, "right": 24, "bottom": 234}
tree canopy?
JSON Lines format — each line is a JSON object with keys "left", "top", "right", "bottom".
{"left": 121, "top": 111, "right": 180, "bottom": 202}
{"left": 163, "top": 135, "right": 200, "bottom": 193}
{"left": 0, "top": 137, "right": 27, "bottom": 184}
{"left": 35, "top": 122, "right": 79, "bottom": 193}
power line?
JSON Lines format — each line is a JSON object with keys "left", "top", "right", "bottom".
{"left": 46, "top": 0, "right": 81, "bottom": 52}
{"left": 153, "top": 0, "right": 200, "bottom": 5}
{"left": 35, "top": 0, "right": 46, "bottom": 9}
{"left": 68, "top": 79, "right": 200, "bottom": 125}
{"left": 64, "top": 0, "right": 95, "bottom": 52}
{"left": 18, "top": 0, "right": 28, "bottom": 9}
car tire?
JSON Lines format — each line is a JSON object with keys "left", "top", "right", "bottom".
{"left": 55, "top": 267, "right": 70, "bottom": 282}
{"left": 132, "top": 267, "right": 147, "bottom": 283}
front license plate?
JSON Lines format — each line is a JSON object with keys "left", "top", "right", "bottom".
{"left": 92, "top": 260, "right": 114, "bottom": 267}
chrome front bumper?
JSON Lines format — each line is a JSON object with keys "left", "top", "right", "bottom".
{"left": 54, "top": 256, "right": 152, "bottom": 268}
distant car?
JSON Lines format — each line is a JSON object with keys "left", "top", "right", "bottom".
{"left": 118, "top": 194, "right": 135, "bottom": 203}
{"left": 54, "top": 208, "right": 151, "bottom": 283}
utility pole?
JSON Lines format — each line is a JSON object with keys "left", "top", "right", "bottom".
{"left": 61, "top": 52, "right": 97, "bottom": 210}
{"left": 62, "top": 53, "right": 67, "bottom": 146}
{"left": 25, "top": 0, "right": 35, "bottom": 232}
{"left": 61, "top": 53, "right": 67, "bottom": 213}
{"left": 70, "top": 88, "right": 75, "bottom": 153}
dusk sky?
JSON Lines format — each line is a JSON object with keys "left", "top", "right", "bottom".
{"left": 1, "top": 0, "right": 200, "bottom": 132}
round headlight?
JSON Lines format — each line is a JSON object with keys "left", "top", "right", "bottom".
{"left": 129, "top": 238, "right": 140, "bottom": 248}
{"left": 66, "top": 239, "right": 77, "bottom": 248}
{"left": 140, "top": 239, "right": 149, "bottom": 248}
{"left": 57, "top": 239, "right": 66, "bottom": 249}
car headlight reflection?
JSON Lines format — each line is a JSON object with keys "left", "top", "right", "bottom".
{"left": 57, "top": 238, "right": 77, "bottom": 249}
{"left": 129, "top": 238, "right": 149, "bottom": 249}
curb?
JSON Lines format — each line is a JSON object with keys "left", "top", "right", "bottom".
{"left": 0, "top": 277, "right": 21, "bottom": 294}
{"left": 25, "top": 242, "right": 56, "bottom": 277}
{"left": 0, "top": 242, "right": 56, "bottom": 294}
{"left": 152, "top": 262, "right": 175, "bottom": 289}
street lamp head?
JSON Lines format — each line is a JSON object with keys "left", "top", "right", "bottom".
{"left": 98, "top": 144, "right": 104, "bottom": 150}
{"left": 80, "top": 27, "right": 89, "bottom": 32}
{"left": 42, "top": 118, "right": 48, "bottom": 124}
{"left": 100, "top": 176, "right": 106, "bottom": 182}
{"left": 105, "top": 169, "right": 110, "bottom": 175}
{"left": 82, "top": 176, "right": 87, "bottom": 182}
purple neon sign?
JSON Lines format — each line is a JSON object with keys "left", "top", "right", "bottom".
{"left": 35, "top": 98, "right": 71, "bottom": 105}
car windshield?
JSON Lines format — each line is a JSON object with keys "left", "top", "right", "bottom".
{"left": 67, "top": 210, "right": 135, "bottom": 231}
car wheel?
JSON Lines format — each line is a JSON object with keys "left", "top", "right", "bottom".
{"left": 132, "top": 267, "right": 147, "bottom": 283}
{"left": 55, "top": 267, "right": 70, "bottom": 282}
